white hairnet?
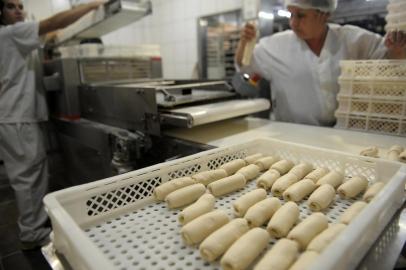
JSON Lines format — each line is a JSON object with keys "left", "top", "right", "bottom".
{"left": 285, "top": 0, "right": 338, "bottom": 13}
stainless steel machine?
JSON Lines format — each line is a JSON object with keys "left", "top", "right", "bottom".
{"left": 44, "top": 0, "right": 270, "bottom": 185}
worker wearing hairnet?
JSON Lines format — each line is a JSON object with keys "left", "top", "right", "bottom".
{"left": 0, "top": 0, "right": 105, "bottom": 249}
{"left": 235, "top": 0, "right": 406, "bottom": 126}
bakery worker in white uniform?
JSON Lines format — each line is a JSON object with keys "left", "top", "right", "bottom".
{"left": 235, "top": 0, "right": 406, "bottom": 126}
{"left": 0, "top": 0, "right": 105, "bottom": 249}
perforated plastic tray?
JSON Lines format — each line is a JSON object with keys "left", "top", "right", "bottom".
{"left": 44, "top": 138, "right": 406, "bottom": 270}
{"left": 339, "top": 60, "right": 406, "bottom": 81}
{"left": 338, "top": 79, "right": 406, "bottom": 101}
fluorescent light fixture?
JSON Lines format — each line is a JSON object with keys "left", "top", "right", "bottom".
{"left": 259, "top": 11, "right": 274, "bottom": 20}
{"left": 277, "top": 10, "right": 291, "bottom": 18}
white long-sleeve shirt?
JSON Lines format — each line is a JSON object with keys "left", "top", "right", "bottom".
{"left": 245, "top": 23, "right": 387, "bottom": 126}
{"left": 0, "top": 22, "right": 48, "bottom": 123}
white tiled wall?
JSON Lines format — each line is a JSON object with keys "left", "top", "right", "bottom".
{"left": 102, "top": 0, "right": 243, "bottom": 79}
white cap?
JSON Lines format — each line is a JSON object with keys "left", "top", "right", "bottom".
{"left": 285, "top": 0, "right": 338, "bottom": 13}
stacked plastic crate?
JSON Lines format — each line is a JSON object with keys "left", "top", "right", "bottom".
{"left": 385, "top": 0, "right": 406, "bottom": 32}
{"left": 335, "top": 60, "right": 406, "bottom": 136}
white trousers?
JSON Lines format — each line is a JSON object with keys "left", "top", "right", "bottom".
{"left": 0, "top": 123, "right": 50, "bottom": 243}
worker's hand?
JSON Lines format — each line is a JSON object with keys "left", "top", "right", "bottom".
{"left": 240, "top": 23, "right": 257, "bottom": 45}
{"left": 385, "top": 30, "right": 406, "bottom": 59}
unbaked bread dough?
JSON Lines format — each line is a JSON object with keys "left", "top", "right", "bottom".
{"left": 400, "top": 150, "right": 406, "bottom": 163}
{"left": 388, "top": 145, "right": 403, "bottom": 161}
{"left": 255, "top": 156, "right": 280, "bottom": 171}
{"left": 283, "top": 179, "right": 317, "bottom": 202}
{"left": 307, "top": 223, "right": 347, "bottom": 252}
{"left": 253, "top": 239, "right": 299, "bottom": 270}
{"left": 233, "top": 188, "right": 267, "bottom": 217}
{"left": 244, "top": 153, "right": 264, "bottom": 164}
{"left": 337, "top": 175, "right": 368, "bottom": 199}
{"left": 244, "top": 197, "right": 281, "bottom": 228}
{"left": 316, "top": 171, "right": 344, "bottom": 189}
{"left": 390, "top": 145, "right": 404, "bottom": 153}
{"left": 192, "top": 169, "right": 228, "bottom": 186}
{"left": 199, "top": 218, "right": 249, "bottom": 262}
{"left": 220, "top": 159, "right": 247, "bottom": 175}
{"left": 267, "top": 201, "right": 300, "bottom": 238}
{"left": 289, "top": 162, "right": 314, "bottom": 179}
{"left": 165, "top": 183, "right": 206, "bottom": 209}
{"left": 236, "top": 164, "right": 260, "bottom": 182}
{"left": 256, "top": 169, "right": 281, "bottom": 190}
{"left": 308, "top": 184, "right": 336, "bottom": 212}
{"left": 154, "top": 177, "right": 196, "bottom": 201}
{"left": 220, "top": 228, "right": 270, "bottom": 270}
{"left": 304, "top": 167, "right": 329, "bottom": 182}
{"left": 359, "top": 146, "right": 379, "bottom": 158}
{"left": 207, "top": 174, "right": 246, "bottom": 197}
{"left": 339, "top": 201, "right": 367, "bottom": 225}
{"left": 287, "top": 212, "right": 328, "bottom": 250}
{"left": 289, "top": 251, "right": 319, "bottom": 270}
{"left": 180, "top": 210, "right": 230, "bottom": 245}
{"left": 271, "top": 160, "right": 295, "bottom": 175}
{"left": 363, "top": 182, "right": 385, "bottom": 203}
{"left": 271, "top": 173, "right": 300, "bottom": 197}
{"left": 178, "top": 193, "right": 215, "bottom": 225}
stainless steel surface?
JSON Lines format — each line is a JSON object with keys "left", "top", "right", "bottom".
{"left": 55, "top": 0, "right": 152, "bottom": 45}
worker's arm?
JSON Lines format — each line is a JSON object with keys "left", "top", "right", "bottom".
{"left": 385, "top": 30, "right": 406, "bottom": 59}
{"left": 235, "top": 23, "right": 256, "bottom": 67}
{"left": 38, "top": 1, "right": 105, "bottom": 36}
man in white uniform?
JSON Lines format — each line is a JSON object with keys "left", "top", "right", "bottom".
{"left": 236, "top": 0, "right": 406, "bottom": 126}
{"left": 0, "top": 0, "right": 105, "bottom": 249}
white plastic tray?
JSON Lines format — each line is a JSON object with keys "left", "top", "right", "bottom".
{"left": 44, "top": 138, "right": 406, "bottom": 270}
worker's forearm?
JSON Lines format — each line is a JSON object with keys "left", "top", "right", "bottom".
{"left": 39, "top": 2, "right": 102, "bottom": 36}
{"left": 235, "top": 40, "right": 247, "bottom": 67}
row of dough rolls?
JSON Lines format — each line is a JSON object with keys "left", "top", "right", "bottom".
{"left": 165, "top": 183, "right": 206, "bottom": 209}
{"left": 233, "top": 189, "right": 267, "bottom": 217}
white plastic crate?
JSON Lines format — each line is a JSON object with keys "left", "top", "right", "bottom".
{"left": 338, "top": 79, "right": 406, "bottom": 100}
{"left": 387, "top": 1, "right": 406, "bottom": 13}
{"left": 339, "top": 60, "right": 406, "bottom": 81}
{"left": 386, "top": 11, "right": 406, "bottom": 25}
{"left": 44, "top": 138, "right": 406, "bottom": 270}
{"left": 386, "top": 22, "right": 406, "bottom": 32}
{"left": 335, "top": 112, "right": 406, "bottom": 136}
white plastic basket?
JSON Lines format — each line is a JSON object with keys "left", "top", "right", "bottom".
{"left": 386, "top": 22, "right": 406, "bottom": 32}
{"left": 44, "top": 138, "right": 406, "bottom": 270}
{"left": 338, "top": 79, "right": 406, "bottom": 100}
{"left": 386, "top": 11, "right": 406, "bottom": 25}
{"left": 335, "top": 112, "right": 406, "bottom": 136}
{"left": 339, "top": 60, "right": 406, "bottom": 81}
{"left": 387, "top": 1, "right": 406, "bottom": 13}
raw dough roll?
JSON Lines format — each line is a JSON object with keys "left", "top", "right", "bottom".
{"left": 307, "top": 184, "right": 336, "bottom": 212}
{"left": 181, "top": 210, "right": 230, "bottom": 245}
{"left": 165, "top": 183, "right": 206, "bottom": 209}
{"left": 289, "top": 251, "right": 319, "bottom": 270}
{"left": 220, "top": 228, "right": 270, "bottom": 270}
{"left": 256, "top": 169, "right": 281, "bottom": 190}
{"left": 359, "top": 146, "right": 379, "bottom": 158}
{"left": 390, "top": 145, "right": 404, "bottom": 153}
{"left": 220, "top": 159, "right": 246, "bottom": 175}
{"left": 254, "top": 239, "right": 299, "bottom": 270}
{"left": 178, "top": 193, "right": 215, "bottom": 225}
{"left": 271, "top": 173, "right": 299, "bottom": 197}
{"left": 316, "top": 171, "right": 344, "bottom": 189}
{"left": 199, "top": 218, "right": 249, "bottom": 262}
{"left": 267, "top": 201, "right": 300, "bottom": 238}
{"left": 400, "top": 150, "right": 406, "bottom": 162}
{"left": 255, "top": 156, "right": 280, "bottom": 171}
{"left": 304, "top": 167, "right": 329, "bottom": 183}
{"left": 337, "top": 175, "right": 368, "bottom": 199}
{"left": 289, "top": 162, "right": 314, "bottom": 179}
{"left": 244, "top": 197, "right": 281, "bottom": 228}
{"left": 271, "top": 160, "right": 295, "bottom": 175}
{"left": 363, "top": 182, "right": 385, "bottom": 203}
{"left": 307, "top": 223, "right": 346, "bottom": 253}
{"left": 236, "top": 164, "right": 260, "bottom": 182}
{"left": 192, "top": 169, "right": 227, "bottom": 186}
{"left": 340, "top": 201, "right": 367, "bottom": 225}
{"left": 244, "top": 153, "right": 264, "bottom": 164}
{"left": 207, "top": 174, "right": 246, "bottom": 197}
{"left": 388, "top": 150, "right": 400, "bottom": 162}
{"left": 154, "top": 177, "right": 196, "bottom": 201}
{"left": 283, "top": 179, "right": 317, "bottom": 202}
{"left": 287, "top": 212, "right": 328, "bottom": 250}
{"left": 233, "top": 189, "right": 267, "bottom": 217}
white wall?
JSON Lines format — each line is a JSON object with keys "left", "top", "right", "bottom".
{"left": 24, "top": 0, "right": 243, "bottom": 79}
{"left": 102, "top": 0, "right": 243, "bottom": 79}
